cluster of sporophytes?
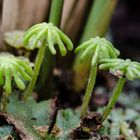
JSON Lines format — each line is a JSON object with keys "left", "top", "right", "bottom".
{"left": 75, "top": 36, "right": 140, "bottom": 123}
{"left": 2, "top": 22, "right": 73, "bottom": 112}
{"left": 0, "top": 53, "right": 33, "bottom": 112}
{"left": 2, "top": 22, "right": 140, "bottom": 131}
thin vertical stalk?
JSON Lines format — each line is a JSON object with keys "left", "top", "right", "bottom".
{"left": 23, "top": 41, "right": 46, "bottom": 101}
{"left": 101, "top": 77, "right": 126, "bottom": 122}
{"left": 36, "top": 0, "right": 64, "bottom": 99}
{"left": 49, "top": 0, "right": 64, "bottom": 26}
{"left": 80, "top": 0, "right": 117, "bottom": 43}
{"left": 80, "top": 63, "right": 97, "bottom": 118}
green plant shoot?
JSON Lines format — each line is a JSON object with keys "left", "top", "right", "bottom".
{"left": 23, "top": 22, "right": 73, "bottom": 100}
{"left": 99, "top": 58, "right": 140, "bottom": 122}
{"left": 75, "top": 37, "right": 120, "bottom": 118}
{"left": 0, "top": 53, "right": 33, "bottom": 112}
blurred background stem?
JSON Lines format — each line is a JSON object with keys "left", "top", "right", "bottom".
{"left": 36, "top": 0, "right": 64, "bottom": 100}
{"left": 72, "top": 0, "right": 117, "bottom": 92}
{"left": 0, "top": 93, "right": 8, "bottom": 112}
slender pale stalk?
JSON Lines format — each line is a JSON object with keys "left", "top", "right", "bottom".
{"left": 36, "top": 0, "right": 64, "bottom": 99}
{"left": 101, "top": 77, "right": 126, "bottom": 122}
{"left": 80, "top": 63, "right": 97, "bottom": 118}
{"left": 80, "top": 47, "right": 99, "bottom": 118}
{"left": 0, "top": 93, "right": 8, "bottom": 112}
{"left": 23, "top": 41, "right": 46, "bottom": 101}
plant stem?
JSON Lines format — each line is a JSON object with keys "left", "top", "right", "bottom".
{"left": 80, "top": 0, "right": 117, "bottom": 43}
{"left": 23, "top": 41, "right": 46, "bottom": 101}
{"left": 80, "top": 63, "right": 97, "bottom": 118}
{"left": 101, "top": 77, "right": 126, "bottom": 122}
{"left": 73, "top": 0, "right": 117, "bottom": 92}
{"left": 0, "top": 93, "right": 8, "bottom": 112}
{"left": 36, "top": 0, "right": 64, "bottom": 99}
{"left": 49, "top": 0, "right": 64, "bottom": 26}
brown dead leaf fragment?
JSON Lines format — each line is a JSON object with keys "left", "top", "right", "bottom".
{"left": 101, "top": 135, "right": 110, "bottom": 140}
{"left": 34, "top": 125, "right": 60, "bottom": 137}
{"left": 69, "top": 127, "right": 96, "bottom": 139}
{"left": 51, "top": 125, "right": 60, "bottom": 136}
{"left": 47, "top": 97, "right": 59, "bottom": 134}
{"left": 69, "top": 112, "right": 102, "bottom": 139}
{"left": 0, "top": 113, "right": 34, "bottom": 140}
{"left": 0, "top": 135, "right": 14, "bottom": 140}
{"left": 81, "top": 112, "right": 102, "bottom": 132}
{"left": 33, "top": 125, "right": 49, "bottom": 137}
